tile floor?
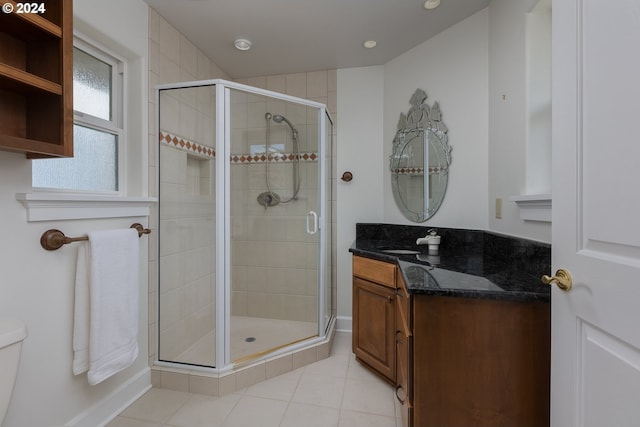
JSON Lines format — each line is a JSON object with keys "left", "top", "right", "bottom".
{"left": 107, "top": 332, "right": 398, "bottom": 427}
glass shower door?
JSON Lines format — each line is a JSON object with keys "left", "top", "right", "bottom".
{"left": 158, "top": 84, "right": 217, "bottom": 367}
{"left": 227, "top": 86, "right": 321, "bottom": 363}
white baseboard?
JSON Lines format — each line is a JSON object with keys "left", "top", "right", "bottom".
{"left": 336, "top": 316, "right": 352, "bottom": 333}
{"left": 65, "top": 368, "right": 151, "bottom": 427}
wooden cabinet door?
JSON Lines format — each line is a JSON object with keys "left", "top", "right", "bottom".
{"left": 395, "top": 305, "right": 412, "bottom": 426}
{"left": 413, "top": 296, "right": 549, "bottom": 427}
{"left": 395, "top": 269, "right": 412, "bottom": 426}
{"left": 353, "top": 277, "right": 396, "bottom": 383}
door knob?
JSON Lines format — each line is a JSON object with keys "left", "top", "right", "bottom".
{"left": 541, "top": 269, "right": 573, "bottom": 291}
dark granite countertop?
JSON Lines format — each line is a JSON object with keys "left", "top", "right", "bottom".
{"left": 349, "top": 223, "right": 551, "bottom": 303}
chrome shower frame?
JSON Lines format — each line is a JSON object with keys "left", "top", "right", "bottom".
{"left": 154, "top": 79, "right": 334, "bottom": 373}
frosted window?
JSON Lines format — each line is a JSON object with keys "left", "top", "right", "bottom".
{"left": 33, "top": 40, "right": 121, "bottom": 192}
{"left": 73, "top": 47, "right": 112, "bottom": 120}
{"left": 32, "top": 125, "right": 118, "bottom": 191}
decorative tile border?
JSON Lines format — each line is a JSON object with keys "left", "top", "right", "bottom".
{"left": 230, "top": 152, "right": 317, "bottom": 164}
{"left": 160, "top": 131, "right": 216, "bottom": 159}
{"left": 160, "top": 130, "right": 318, "bottom": 164}
{"left": 391, "top": 166, "right": 449, "bottom": 175}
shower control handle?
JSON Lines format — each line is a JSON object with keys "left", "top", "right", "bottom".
{"left": 306, "top": 211, "right": 318, "bottom": 235}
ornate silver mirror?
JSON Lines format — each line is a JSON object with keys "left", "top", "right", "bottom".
{"left": 390, "top": 89, "right": 452, "bottom": 222}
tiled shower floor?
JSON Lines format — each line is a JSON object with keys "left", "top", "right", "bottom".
{"left": 173, "top": 316, "right": 319, "bottom": 365}
{"left": 107, "top": 332, "right": 399, "bottom": 427}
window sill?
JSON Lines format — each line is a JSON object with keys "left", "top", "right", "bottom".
{"left": 509, "top": 194, "right": 551, "bottom": 222}
{"left": 16, "top": 193, "right": 157, "bottom": 222}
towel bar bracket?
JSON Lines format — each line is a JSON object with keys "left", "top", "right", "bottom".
{"left": 40, "top": 223, "right": 151, "bottom": 251}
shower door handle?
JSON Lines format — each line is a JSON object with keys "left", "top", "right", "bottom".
{"left": 306, "top": 211, "right": 318, "bottom": 235}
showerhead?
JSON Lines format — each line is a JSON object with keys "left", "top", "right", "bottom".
{"left": 266, "top": 113, "right": 298, "bottom": 138}
{"left": 263, "top": 111, "right": 302, "bottom": 205}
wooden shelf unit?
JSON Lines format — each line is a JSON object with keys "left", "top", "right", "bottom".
{"left": 0, "top": 0, "right": 73, "bottom": 157}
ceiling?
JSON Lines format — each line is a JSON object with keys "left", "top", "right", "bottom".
{"left": 145, "top": 0, "right": 490, "bottom": 79}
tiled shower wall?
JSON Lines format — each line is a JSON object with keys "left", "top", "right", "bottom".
{"left": 148, "top": 6, "right": 338, "bottom": 365}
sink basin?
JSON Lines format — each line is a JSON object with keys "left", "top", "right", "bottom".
{"left": 381, "top": 249, "right": 421, "bottom": 255}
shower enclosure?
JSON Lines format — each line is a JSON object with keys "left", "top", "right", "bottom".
{"left": 156, "top": 80, "right": 333, "bottom": 372}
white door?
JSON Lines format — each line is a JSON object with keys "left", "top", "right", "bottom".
{"left": 552, "top": 1, "right": 640, "bottom": 426}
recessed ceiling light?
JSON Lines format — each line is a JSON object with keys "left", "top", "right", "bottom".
{"left": 363, "top": 40, "right": 377, "bottom": 49}
{"left": 424, "top": 0, "right": 440, "bottom": 9}
{"left": 234, "top": 38, "right": 252, "bottom": 51}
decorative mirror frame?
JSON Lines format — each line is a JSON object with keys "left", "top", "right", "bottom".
{"left": 390, "top": 89, "right": 452, "bottom": 222}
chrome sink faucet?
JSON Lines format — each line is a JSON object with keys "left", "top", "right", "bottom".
{"left": 416, "top": 229, "right": 441, "bottom": 253}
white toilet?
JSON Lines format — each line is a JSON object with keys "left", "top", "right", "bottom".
{"left": 0, "top": 318, "right": 27, "bottom": 425}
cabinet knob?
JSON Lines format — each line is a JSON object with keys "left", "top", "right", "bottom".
{"left": 387, "top": 295, "right": 394, "bottom": 303}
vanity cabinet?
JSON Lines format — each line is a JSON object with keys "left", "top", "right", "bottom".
{"left": 354, "top": 255, "right": 551, "bottom": 427}
{"left": 352, "top": 256, "right": 396, "bottom": 383}
{"left": 0, "top": 0, "right": 73, "bottom": 157}
{"left": 398, "top": 270, "right": 550, "bottom": 427}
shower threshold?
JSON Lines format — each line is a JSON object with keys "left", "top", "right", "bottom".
{"left": 152, "top": 317, "right": 336, "bottom": 397}
{"left": 232, "top": 333, "right": 318, "bottom": 365}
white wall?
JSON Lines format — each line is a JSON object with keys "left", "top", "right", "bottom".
{"left": 336, "top": 11, "right": 489, "bottom": 328}
{"left": 489, "top": 0, "right": 551, "bottom": 242}
{"left": 383, "top": 9, "right": 490, "bottom": 230}
{"left": 336, "top": 3, "right": 554, "bottom": 326}
{"left": 335, "top": 66, "right": 385, "bottom": 327}
{"left": 0, "top": 1, "right": 151, "bottom": 426}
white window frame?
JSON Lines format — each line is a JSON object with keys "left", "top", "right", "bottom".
{"left": 32, "top": 36, "right": 125, "bottom": 195}
{"left": 18, "top": 31, "right": 155, "bottom": 222}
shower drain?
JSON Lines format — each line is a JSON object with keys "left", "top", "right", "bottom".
{"left": 245, "top": 337, "right": 256, "bottom": 342}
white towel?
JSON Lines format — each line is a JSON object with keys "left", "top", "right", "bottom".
{"left": 73, "top": 228, "right": 140, "bottom": 385}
